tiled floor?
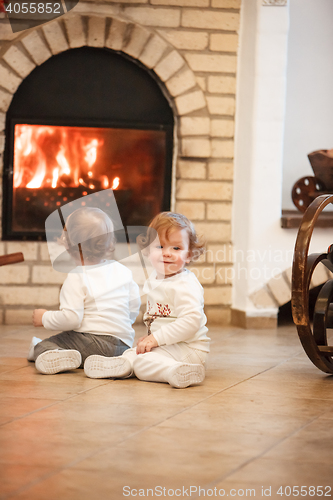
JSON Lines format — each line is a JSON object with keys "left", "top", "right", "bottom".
{"left": 0, "top": 323, "right": 333, "bottom": 500}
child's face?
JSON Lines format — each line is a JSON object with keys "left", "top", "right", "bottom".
{"left": 149, "top": 228, "right": 191, "bottom": 278}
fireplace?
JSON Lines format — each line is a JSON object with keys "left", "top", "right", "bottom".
{"left": 2, "top": 47, "right": 174, "bottom": 240}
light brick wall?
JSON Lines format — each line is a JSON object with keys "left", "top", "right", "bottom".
{"left": 0, "top": 242, "right": 62, "bottom": 324}
{"left": 0, "top": 0, "right": 241, "bottom": 324}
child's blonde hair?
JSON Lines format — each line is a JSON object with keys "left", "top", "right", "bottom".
{"left": 61, "top": 207, "right": 115, "bottom": 264}
{"left": 140, "top": 211, "right": 205, "bottom": 262}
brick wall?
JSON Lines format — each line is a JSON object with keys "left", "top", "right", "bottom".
{"left": 0, "top": 0, "right": 241, "bottom": 325}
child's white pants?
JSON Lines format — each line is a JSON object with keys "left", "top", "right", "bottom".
{"left": 122, "top": 343, "right": 208, "bottom": 384}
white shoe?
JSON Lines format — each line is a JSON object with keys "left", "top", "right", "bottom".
{"left": 35, "top": 349, "right": 82, "bottom": 374}
{"left": 167, "top": 363, "right": 205, "bottom": 389}
{"left": 84, "top": 355, "right": 132, "bottom": 379}
{"left": 27, "top": 336, "right": 42, "bottom": 361}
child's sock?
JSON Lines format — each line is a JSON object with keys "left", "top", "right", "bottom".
{"left": 84, "top": 355, "right": 132, "bottom": 379}
{"left": 167, "top": 363, "right": 205, "bottom": 389}
{"left": 35, "top": 349, "right": 82, "bottom": 374}
{"left": 27, "top": 336, "right": 42, "bottom": 361}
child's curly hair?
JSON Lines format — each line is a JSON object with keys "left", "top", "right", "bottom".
{"left": 138, "top": 211, "right": 205, "bottom": 262}
{"left": 59, "top": 207, "right": 115, "bottom": 264}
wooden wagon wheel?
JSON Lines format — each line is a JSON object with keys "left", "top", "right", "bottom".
{"left": 292, "top": 194, "right": 333, "bottom": 373}
{"left": 292, "top": 176, "right": 325, "bottom": 212}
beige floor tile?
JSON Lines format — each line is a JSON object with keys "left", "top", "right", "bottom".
{"left": 5, "top": 469, "right": 205, "bottom": 500}
{"left": 0, "top": 399, "right": 189, "bottom": 431}
{"left": 157, "top": 403, "right": 314, "bottom": 437}
{"left": 263, "top": 415, "right": 333, "bottom": 464}
{"left": 69, "top": 426, "right": 246, "bottom": 483}
{"left": 0, "top": 396, "right": 57, "bottom": 424}
{"left": 0, "top": 357, "right": 27, "bottom": 367}
{"left": 67, "top": 376, "right": 219, "bottom": 405}
{"left": 197, "top": 388, "right": 333, "bottom": 418}
{"left": 0, "top": 464, "right": 55, "bottom": 498}
{"left": 221, "top": 376, "right": 333, "bottom": 401}
{"left": 0, "top": 376, "right": 101, "bottom": 400}
{"left": 0, "top": 421, "right": 147, "bottom": 465}
{"left": 219, "top": 457, "right": 333, "bottom": 488}
{"left": 0, "top": 364, "right": 103, "bottom": 386}
{"left": 320, "top": 409, "right": 333, "bottom": 420}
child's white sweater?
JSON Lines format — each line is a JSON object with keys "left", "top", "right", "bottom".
{"left": 42, "top": 260, "right": 140, "bottom": 347}
{"left": 143, "top": 268, "right": 210, "bottom": 352}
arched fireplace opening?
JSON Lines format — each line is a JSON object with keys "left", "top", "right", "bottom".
{"left": 3, "top": 46, "right": 174, "bottom": 240}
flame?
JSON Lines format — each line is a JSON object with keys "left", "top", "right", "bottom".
{"left": 14, "top": 126, "right": 33, "bottom": 187}
{"left": 26, "top": 159, "right": 47, "bottom": 188}
{"left": 23, "top": 142, "right": 32, "bottom": 156}
{"left": 112, "top": 177, "right": 120, "bottom": 190}
{"left": 52, "top": 168, "right": 59, "bottom": 188}
{"left": 101, "top": 175, "right": 109, "bottom": 189}
{"left": 13, "top": 125, "right": 119, "bottom": 193}
{"left": 14, "top": 166, "right": 23, "bottom": 189}
{"left": 56, "top": 146, "right": 70, "bottom": 176}
{"left": 16, "top": 126, "right": 32, "bottom": 157}
{"left": 84, "top": 139, "right": 98, "bottom": 169}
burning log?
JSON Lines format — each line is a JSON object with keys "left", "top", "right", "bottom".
{"left": 0, "top": 252, "right": 24, "bottom": 267}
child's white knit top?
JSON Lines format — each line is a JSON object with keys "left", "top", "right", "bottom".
{"left": 143, "top": 268, "right": 210, "bottom": 352}
{"left": 42, "top": 260, "right": 140, "bottom": 347}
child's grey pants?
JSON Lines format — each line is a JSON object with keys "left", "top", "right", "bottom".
{"left": 34, "top": 331, "right": 129, "bottom": 368}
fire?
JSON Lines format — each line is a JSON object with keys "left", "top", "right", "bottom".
{"left": 101, "top": 175, "right": 109, "bottom": 189}
{"left": 26, "top": 159, "right": 46, "bottom": 188}
{"left": 14, "top": 125, "right": 33, "bottom": 187}
{"left": 16, "top": 126, "right": 32, "bottom": 157}
{"left": 52, "top": 168, "right": 59, "bottom": 189}
{"left": 84, "top": 139, "right": 98, "bottom": 168}
{"left": 13, "top": 166, "right": 23, "bottom": 188}
{"left": 13, "top": 125, "right": 116, "bottom": 193}
{"left": 112, "top": 177, "right": 120, "bottom": 190}
{"left": 56, "top": 146, "right": 70, "bottom": 176}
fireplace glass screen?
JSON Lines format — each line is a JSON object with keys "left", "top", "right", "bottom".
{"left": 10, "top": 123, "right": 168, "bottom": 236}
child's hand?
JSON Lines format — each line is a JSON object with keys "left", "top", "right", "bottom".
{"left": 32, "top": 309, "right": 47, "bottom": 327}
{"left": 136, "top": 335, "right": 158, "bottom": 354}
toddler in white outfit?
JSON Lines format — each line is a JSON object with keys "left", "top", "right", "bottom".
{"left": 84, "top": 211, "right": 210, "bottom": 388}
{"left": 30, "top": 207, "right": 140, "bottom": 375}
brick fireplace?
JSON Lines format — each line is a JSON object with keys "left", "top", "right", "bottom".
{"left": 0, "top": 0, "right": 239, "bottom": 325}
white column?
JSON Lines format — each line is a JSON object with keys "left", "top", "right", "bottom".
{"left": 232, "top": 0, "right": 290, "bottom": 318}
